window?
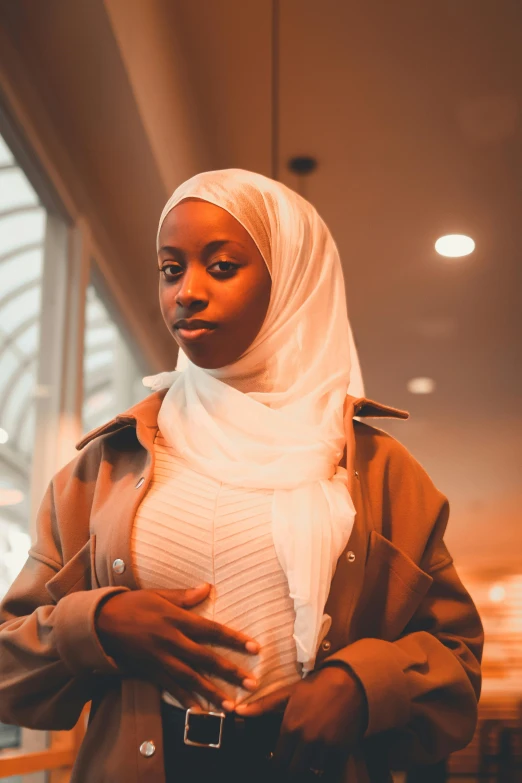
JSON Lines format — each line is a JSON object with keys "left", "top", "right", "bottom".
{"left": 82, "top": 277, "right": 149, "bottom": 435}
{"left": 0, "top": 122, "right": 62, "bottom": 783}
{"left": 0, "top": 131, "right": 45, "bottom": 602}
{"left": 0, "top": 74, "right": 149, "bottom": 783}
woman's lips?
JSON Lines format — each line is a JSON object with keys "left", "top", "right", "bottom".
{"left": 176, "top": 326, "right": 216, "bottom": 342}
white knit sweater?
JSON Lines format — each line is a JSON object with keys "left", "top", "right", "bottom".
{"left": 130, "top": 430, "right": 302, "bottom": 711}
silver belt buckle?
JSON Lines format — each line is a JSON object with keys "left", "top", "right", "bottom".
{"left": 184, "top": 706, "right": 226, "bottom": 749}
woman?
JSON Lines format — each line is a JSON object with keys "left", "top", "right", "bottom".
{"left": 0, "top": 169, "right": 483, "bottom": 783}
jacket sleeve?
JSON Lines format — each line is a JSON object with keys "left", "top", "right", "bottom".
{"left": 322, "top": 440, "right": 484, "bottom": 768}
{"left": 0, "top": 448, "right": 130, "bottom": 731}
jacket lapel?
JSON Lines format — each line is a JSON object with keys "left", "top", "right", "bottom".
{"left": 319, "top": 394, "right": 408, "bottom": 656}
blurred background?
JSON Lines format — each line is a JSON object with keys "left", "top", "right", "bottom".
{"left": 0, "top": 1, "right": 521, "bottom": 781}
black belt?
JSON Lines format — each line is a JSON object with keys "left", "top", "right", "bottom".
{"left": 161, "top": 699, "right": 284, "bottom": 776}
{"left": 160, "top": 701, "right": 345, "bottom": 783}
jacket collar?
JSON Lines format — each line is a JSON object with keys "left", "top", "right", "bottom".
{"left": 76, "top": 389, "right": 409, "bottom": 451}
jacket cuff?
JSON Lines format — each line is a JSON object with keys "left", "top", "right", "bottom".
{"left": 321, "top": 638, "right": 411, "bottom": 736}
{"left": 53, "top": 586, "right": 130, "bottom": 676}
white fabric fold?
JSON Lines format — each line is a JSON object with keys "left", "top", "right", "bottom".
{"left": 145, "top": 169, "right": 364, "bottom": 673}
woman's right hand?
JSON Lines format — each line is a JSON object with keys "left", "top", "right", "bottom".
{"left": 95, "top": 583, "right": 259, "bottom": 709}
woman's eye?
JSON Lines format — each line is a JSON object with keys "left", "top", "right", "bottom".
{"left": 160, "top": 261, "right": 239, "bottom": 281}
{"left": 160, "top": 264, "right": 182, "bottom": 281}
{"left": 210, "top": 260, "right": 238, "bottom": 274}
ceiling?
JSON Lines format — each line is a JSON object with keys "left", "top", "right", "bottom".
{"left": 0, "top": 0, "right": 520, "bottom": 575}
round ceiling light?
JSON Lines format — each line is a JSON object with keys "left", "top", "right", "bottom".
{"left": 489, "top": 584, "right": 506, "bottom": 603}
{"left": 407, "top": 377, "right": 435, "bottom": 395}
{"left": 435, "top": 234, "right": 475, "bottom": 258}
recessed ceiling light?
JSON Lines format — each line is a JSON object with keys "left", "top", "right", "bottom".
{"left": 435, "top": 234, "right": 475, "bottom": 258}
{"left": 489, "top": 584, "right": 506, "bottom": 603}
{"left": 0, "top": 428, "right": 8, "bottom": 444}
{"left": 407, "top": 377, "right": 435, "bottom": 394}
{"left": 0, "top": 488, "right": 24, "bottom": 506}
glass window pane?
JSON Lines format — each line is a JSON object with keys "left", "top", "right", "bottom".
{"left": 0, "top": 131, "right": 44, "bottom": 601}
{"left": 0, "top": 212, "right": 46, "bottom": 257}
{"left": 0, "top": 286, "right": 42, "bottom": 334}
{"left": 0, "top": 129, "right": 52, "bottom": 779}
{"left": 82, "top": 280, "right": 148, "bottom": 434}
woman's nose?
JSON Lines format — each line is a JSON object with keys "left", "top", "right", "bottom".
{"left": 175, "top": 267, "right": 207, "bottom": 307}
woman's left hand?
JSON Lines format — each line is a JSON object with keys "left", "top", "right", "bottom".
{"left": 231, "top": 665, "right": 369, "bottom": 779}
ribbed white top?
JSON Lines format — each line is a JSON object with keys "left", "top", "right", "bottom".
{"left": 130, "top": 430, "right": 301, "bottom": 711}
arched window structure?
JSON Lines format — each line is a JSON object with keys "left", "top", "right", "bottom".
{"left": 0, "top": 132, "right": 44, "bottom": 599}
{"left": 0, "top": 129, "right": 149, "bottom": 600}
{"left": 0, "top": 121, "right": 149, "bottom": 782}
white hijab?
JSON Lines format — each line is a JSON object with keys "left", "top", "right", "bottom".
{"left": 144, "top": 168, "right": 364, "bottom": 673}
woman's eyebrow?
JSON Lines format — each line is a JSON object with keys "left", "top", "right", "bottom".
{"left": 158, "top": 239, "right": 246, "bottom": 255}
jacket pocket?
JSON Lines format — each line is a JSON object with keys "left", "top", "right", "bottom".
{"left": 351, "top": 530, "right": 433, "bottom": 642}
{"left": 45, "top": 534, "right": 98, "bottom": 602}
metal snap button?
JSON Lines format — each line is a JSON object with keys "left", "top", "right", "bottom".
{"left": 139, "top": 740, "right": 155, "bottom": 757}
{"left": 353, "top": 470, "right": 359, "bottom": 480}
{"left": 321, "top": 639, "right": 331, "bottom": 652}
{"left": 112, "top": 559, "right": 126, "bottom": 575}
{"left": 346, "top": 551, "right": 356, "bottom": 563}
{"left": 135, "top": 477, "right": 145, "bottom": 489}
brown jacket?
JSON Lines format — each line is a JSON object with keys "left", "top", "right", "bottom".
{"left": 0, "top": 390, "right": 483, "bottom": 783}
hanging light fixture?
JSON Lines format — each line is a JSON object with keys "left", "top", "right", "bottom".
{"left": 288, "top": 156, "right": 318, "bottom": 199}
{"left": 271, "top": 0, "right": 280, "bottom": 182}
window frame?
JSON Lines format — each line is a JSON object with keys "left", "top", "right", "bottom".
{"left": 0, "top": 84, "right": 146, "bottom": 783}
{"left": 0, "top": 168, "right": 90, "bottom": 783}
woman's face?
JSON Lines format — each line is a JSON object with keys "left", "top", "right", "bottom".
{"left": 158, "top": 198, "right": 272, "bottom": 369}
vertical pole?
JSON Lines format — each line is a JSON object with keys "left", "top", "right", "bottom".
{"left": 271, "top": 0, "right": 280, "bottom": 182}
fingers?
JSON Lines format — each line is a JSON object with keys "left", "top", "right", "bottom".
{"left": 170, "top": 635, "right": 258, "bottom": 690}
{"left": 288, "top": 741, "right": 343, "bottom": 781}
{"left": 287, "top": 737, "right": 325, "bottom": 781}
{"left": 158, "top": 656, "right": 231, "bottom": 709}
{"left": 235, "top": 686, "right": 292, "bottom": 716}
{"left": 272, "top": 727, "right": 297, "bottom": 778}
{"left": 160, "top": 684, "right": 200, "bottom": 710}
{"left": 175, "top": 612, "right": 260, "bottom": 655}
{"left": 152, "top": 587, "right": 261, "bottom": 655}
